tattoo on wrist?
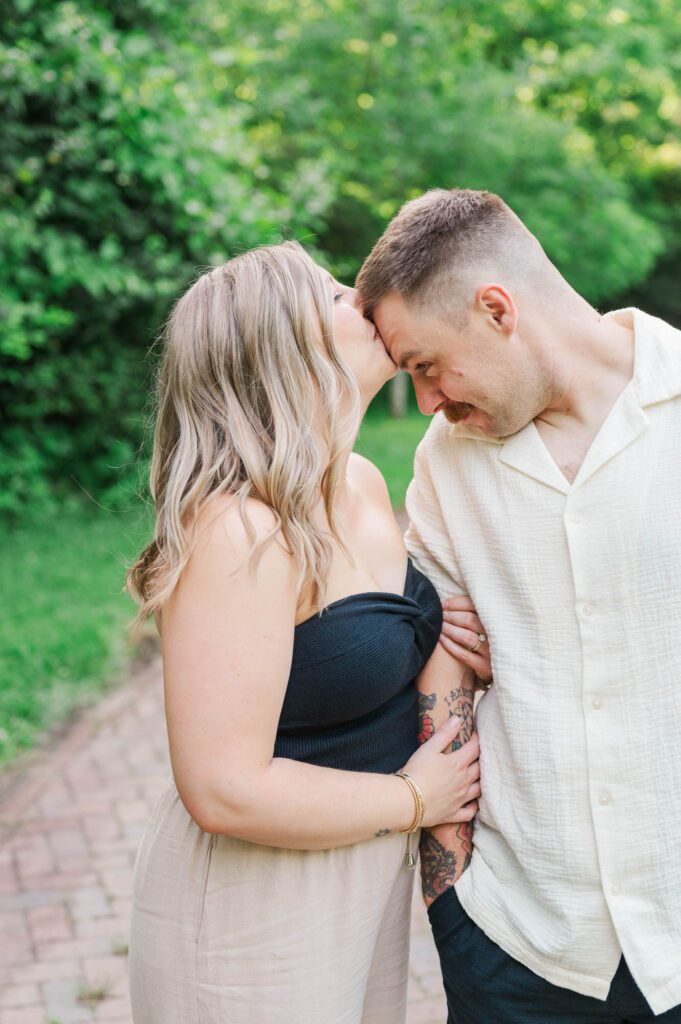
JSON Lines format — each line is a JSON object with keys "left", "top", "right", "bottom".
{"left": 374, "top": 828, "right": 392, "bottom": 838}
{"left": 420, "top": 831, "right": 458, "bottom": 899}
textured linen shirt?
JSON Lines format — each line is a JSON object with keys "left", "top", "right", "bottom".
{"left": 405, "top": 309, "right": 681, "bottom": 1015}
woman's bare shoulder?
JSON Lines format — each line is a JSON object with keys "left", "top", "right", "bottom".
{"left": 195, "top": 493, "right": 283, "bottom": 551}
{"left": 347, "top": 452, "right": 392, "bottom": 510}
{"left": 183, "top": 493, "right": 295, "bottom": 590}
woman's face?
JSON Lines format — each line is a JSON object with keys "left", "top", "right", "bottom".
{"left": 329, "top": 279, "right": 397, "bottom": 402}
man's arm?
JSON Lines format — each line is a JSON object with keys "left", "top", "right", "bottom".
{"left": 405, "top": 427, "right": 467, "bottom": 604}
{"left": 406, "top": 424, "right": 478, "bottom": 904}
{"left": 416, "top": 643, "right": 477, "bottom": 906}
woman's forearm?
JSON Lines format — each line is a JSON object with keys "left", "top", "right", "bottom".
{"left": 184, "top": 757, "right": 417, "bottom": 848}
{"left": 416, "top": 644, "right": 476, "bottom": 905}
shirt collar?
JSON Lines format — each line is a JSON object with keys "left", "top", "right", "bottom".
{"left": 606, "top": 307, "right": 681, "bottom": 408}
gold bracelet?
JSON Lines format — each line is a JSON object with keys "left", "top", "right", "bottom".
{"left": 395, "top": 772, "right": 426, "bottom": 833}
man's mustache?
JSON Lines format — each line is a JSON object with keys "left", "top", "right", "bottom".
{"left": 443, "top": 401, "right": 475, "bottom": 424}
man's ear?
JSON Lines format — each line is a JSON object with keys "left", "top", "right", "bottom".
{"left": 475, "top": 285, "right": 517, "bottom": 336}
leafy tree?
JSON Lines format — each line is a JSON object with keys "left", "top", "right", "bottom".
{"left": 1, "top": 0, "right": 679, "bottom": 513}
{"left": 0, "top": 0, "right": 296, "bottom": 515}
{"left": 208, "top": 0, "right": 667, "bottom": 297}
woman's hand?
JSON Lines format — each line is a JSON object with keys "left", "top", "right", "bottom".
{"left": 439, "top": 596, "right": 492, "bottom": 685}
{"left": 401, "top": 717, "right": 480, "bottom": 829}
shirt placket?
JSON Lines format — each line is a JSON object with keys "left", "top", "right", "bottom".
{"left": 564, "top": 488, "right": 629, "bottom": 934}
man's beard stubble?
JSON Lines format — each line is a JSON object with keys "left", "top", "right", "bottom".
{"left": 443, "top": 397, "right": 525, "bottom": 438}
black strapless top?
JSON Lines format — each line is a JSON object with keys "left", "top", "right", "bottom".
{"left": 274, "top": 560, "right": 442, "bottom": 773}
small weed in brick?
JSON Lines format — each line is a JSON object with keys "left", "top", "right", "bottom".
{"left": 78, "top": 980, "right": 111, "bottom": 1008}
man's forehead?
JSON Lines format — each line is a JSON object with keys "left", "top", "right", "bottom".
{"left": 374, "top": 297, "right": 431, "bottom": 358}
{"left": 373, "top": 290, "right": 409, "bottom": 325}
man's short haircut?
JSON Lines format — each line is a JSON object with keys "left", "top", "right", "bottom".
{"left": 356, "top": 188, "right": 544, "bottom": 320}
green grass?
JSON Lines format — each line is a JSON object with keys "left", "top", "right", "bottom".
{"left": 0, "top": 412, "right": 430, "bottom": 766}
{"left": 0, "top": 505, "right": 152, "bottom": 765}
{"left": 355, "top": 409, "right": 430, "bottom": 507}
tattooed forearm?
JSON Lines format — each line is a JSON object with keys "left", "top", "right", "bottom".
{"left": 456, "top": 821, "right": 473, "bottom": 872}
{"left": 416, "top": 678, "right": 477, "bottom": 902}
{"left": 417, "top": 692, "right": 436, "bottom": 744}
{"left": 444, "top": 686, "right": 475, "bottom": 751}
{"left": 420, "top": 830, "right": 459, "bottom": 901}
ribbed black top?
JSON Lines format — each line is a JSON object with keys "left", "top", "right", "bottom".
{"left": 274, "top": 559, "right": 442, "bottom": 773}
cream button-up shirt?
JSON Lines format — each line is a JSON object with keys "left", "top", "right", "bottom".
{"left": 405, "top": 309, "right": 681, "bottom": 1015}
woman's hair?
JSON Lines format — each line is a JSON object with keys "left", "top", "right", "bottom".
{"left": 127, "top": 241, "right": 361, "bottom": 624}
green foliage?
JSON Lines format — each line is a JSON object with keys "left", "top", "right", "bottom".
{"left": 219, "top": 0, "right": 669, "bottom": 295}
{"left": 356, "top": 408, "right": 429, "bottom": 507}
{"left": 0, "top": 504, "right": 151, "bottom": 763}
{"left": 0, "top": 0, "right": 298, "bottom": 515}
{"left": 1, "top": 0, "right": 680, "bottom": 515}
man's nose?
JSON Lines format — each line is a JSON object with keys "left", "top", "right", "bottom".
{"left": 414, "top": 378, "right": 444, "bottom": 416}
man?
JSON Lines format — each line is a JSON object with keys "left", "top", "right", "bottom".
{"left": 356, "top": 188, "right": 681, "bottom": 1022}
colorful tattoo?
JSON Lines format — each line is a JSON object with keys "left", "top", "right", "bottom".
{"left": 444, "top": 685, "right": 475, "bottom": 750}
{"left": 417, "top": 678, "right": 476, "bottom": 900}
{"left": 420, "top": 831, "right": 458, "bottom": 900}
{"left": 417, "top": 691, "right": 437, "bottom": 744}
{"left": 456, "top": 821, "right": 474, "bottom": 871}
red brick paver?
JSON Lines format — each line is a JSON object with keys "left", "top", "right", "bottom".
{"left": 0, "top": 656, "right": 446, "bottom": 1023}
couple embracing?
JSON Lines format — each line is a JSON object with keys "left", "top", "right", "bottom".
{"left": 127, "top": 188, "right": 681, "bottom": 1023}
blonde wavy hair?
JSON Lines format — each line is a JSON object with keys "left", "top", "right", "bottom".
{"left": 127, "top": 241, "right": 361, "bottom": 624}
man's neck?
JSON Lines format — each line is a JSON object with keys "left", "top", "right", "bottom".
{"left": 537, "top": 305, "right": 634, "bottom": 428}
{"left": 533, "top": 306, "right": 636, "bottom": 483}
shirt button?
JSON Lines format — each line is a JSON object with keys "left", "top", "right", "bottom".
{"left": 598, "top": 791, "right": 612, "bottom": 805}
{"left": 611, "top": 883, "right": 622, "bottom": 895}
{"left": 583, "top": 604, "right": 594, "bottom": 616}
{"left": 571, "top": 513, "right": 582, "bottom": 523}
{"left": 591, "top": 696, "right": 603, "bottom": 710}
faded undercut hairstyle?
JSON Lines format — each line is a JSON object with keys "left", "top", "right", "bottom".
{"left": 356, "top": 188, "right": 546, "bottom": 321}
{"left": 127, "top": 241, "right": 360, "bottom": 624}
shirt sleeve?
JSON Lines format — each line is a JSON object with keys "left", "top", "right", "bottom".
{"left": 405, "top": 426, "right": 467, "bottom": 602}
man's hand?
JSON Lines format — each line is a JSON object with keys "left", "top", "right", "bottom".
{"left": 440, "top": 596, "right": 492, "bottom": 686}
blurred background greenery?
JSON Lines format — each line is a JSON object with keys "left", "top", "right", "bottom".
{"left": 1, "top": 0, "right": 680, "bottom": 761}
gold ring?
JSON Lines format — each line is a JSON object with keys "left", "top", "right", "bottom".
{"left": 470, "top": 633, "right": 487, "bottom": 653}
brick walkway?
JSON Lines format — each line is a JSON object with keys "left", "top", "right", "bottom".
{"left": 0, "top": 655, "right": 446, "bottom": 1024}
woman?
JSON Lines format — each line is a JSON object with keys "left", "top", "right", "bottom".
{"left": 127, "top": 241, "right": 489, "bottom": 1024}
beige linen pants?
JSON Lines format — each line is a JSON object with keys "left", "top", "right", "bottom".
{"left": 129, "top": 779, "right": 416, "bottom": 1024}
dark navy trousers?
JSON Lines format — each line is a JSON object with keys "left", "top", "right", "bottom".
{"left": 428, "top": 887, "right": 681, "bottom": 1024}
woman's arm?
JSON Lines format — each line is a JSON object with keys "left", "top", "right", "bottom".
{"left": 161, "top": 497, "right": 479, "bottom": 849}
{"left": 416, "top": 642, "right": 478, "bottom": 906}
